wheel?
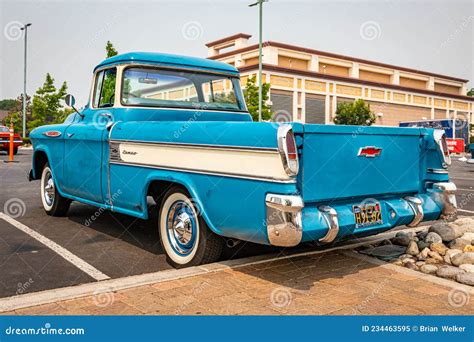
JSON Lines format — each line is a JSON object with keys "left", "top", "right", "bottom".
{"left": 159, "top": 186, "right": 224, "bottom": 268}
{"left": 40, "top": 163, "right": 71, "bottom": 216}
{"left": 13, "top": 147, "right": 18, "bottom": 155}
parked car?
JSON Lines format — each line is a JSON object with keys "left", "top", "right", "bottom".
{"left": 29, "top": 52, "right": 457, "bottom": 267}
{"left": 0, "top": 125, "right": 22, "bottom": 155}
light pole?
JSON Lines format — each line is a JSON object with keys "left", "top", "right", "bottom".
{"left": 20, "top": 23, "right": 32, "bottom": 138}
{"left": 249, "top": 0, "right": 268, "bottom": 122}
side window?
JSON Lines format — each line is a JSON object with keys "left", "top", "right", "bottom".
{"left": 93, "top": 68, "right": 117, "bottom": 108}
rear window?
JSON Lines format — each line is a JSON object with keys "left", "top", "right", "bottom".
{"left": 0, "top": 126, "right": 9, "bottom": 133}
{"left": 121, "top": 67, "right": 246, "bottom": 112}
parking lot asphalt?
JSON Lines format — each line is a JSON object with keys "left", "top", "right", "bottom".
{"left": 0, "top": 149, "right": 472, "bottom": 299}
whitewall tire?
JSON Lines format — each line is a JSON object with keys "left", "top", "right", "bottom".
{"left": 158, "top": 186, "right": 223, "bottom": 268}
{"left": 40, "top": 163, "right": 71, "bottom": 216}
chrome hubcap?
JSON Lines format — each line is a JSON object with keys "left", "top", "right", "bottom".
{"left": 43, "top": 171, "right": 55, "bottom": 206}
{"left": 167, "top": 201, "right": 197, "bottom": 256}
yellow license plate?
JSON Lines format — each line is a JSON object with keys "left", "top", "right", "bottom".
{"left": 353, "top": 202, "right": 383, "bottom": 228}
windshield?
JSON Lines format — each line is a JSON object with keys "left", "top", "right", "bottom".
{"left": 121, "top": 67, "right": 246, "bottom": 112}
{"left": 0, "top": 126, "right": 9, "bottom": 133}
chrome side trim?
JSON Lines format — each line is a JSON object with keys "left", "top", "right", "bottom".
{"left": 265, "top": 194, "right": 303, "bottom": 247}
{"left": 405, "top": 196, "right": 424, "bottom": 227}
{"left": 433, "top": 182, "right": 457, "bottom": 217}
{"left": 109, "top": 139, "right": 278, "bottom": 153}
{"left": 110, "top": 160, "right": 297, "bottom": 184}
{"left": 427, "top": 168, "right": 449, "bottom": 174}
{"left": 318, "top": 206, "right": 339, "bottom": 243}
{"left": 107, "top": 121, "right": 120, "bottom": 208}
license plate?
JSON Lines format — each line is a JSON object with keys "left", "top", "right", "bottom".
{"left": 353, "top": 202, "right": 383, "bottom": 228}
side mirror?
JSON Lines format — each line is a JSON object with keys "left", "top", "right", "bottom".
{"left": 65, "top": 94, "right": 84, "bottom": 119}
{"left": 65, "top": 94, "right": 76, "bottom": 107}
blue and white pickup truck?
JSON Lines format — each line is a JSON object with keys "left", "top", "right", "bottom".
{"left": 29, "top": 52, "right": 457, "bottom": 267}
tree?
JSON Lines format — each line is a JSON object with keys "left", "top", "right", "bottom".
{"left": 333, "top": 99, "right": 376, "bottom": 126}
{"left": 243, "top": 76, "right": 271, "bottom": 121}
{"left": 106, "top": 41, "right": 118, "bottom": 58}
{"left": 0, "top": 99, "right": 17, "bottom": 111}
{"left": 2, "top": 95, "right": 31, "bottom": 133}
{"left": 28, "top": 73, "right": 69, "bottom": 131}
{"left": 467, "top": 88, "right": 474, "bottom": 96}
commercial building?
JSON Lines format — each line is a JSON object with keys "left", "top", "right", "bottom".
{"left": 206, "top": 33, "right": 473, "bottom": 126}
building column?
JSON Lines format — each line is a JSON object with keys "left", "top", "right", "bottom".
{"left": 309, "top": 55, "right": 319, "bottom": 72}
{"left": 428, "top": 77, "right": 435, "bottom": 91}
{"left": 392, "top": 70, "right": 400, "bottom": 85}
{"left": 350, "top": 62, "right": 360, "bottom": 78}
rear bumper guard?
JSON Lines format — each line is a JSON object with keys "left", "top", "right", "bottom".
{"left": 405, "top": 196, "right": 424, "bottom": 227}
{"left": 265, "top": 194, "right": 303, "bottom": 247}
{"left": 318, "top": 205, "right": 340, "bottom": 243}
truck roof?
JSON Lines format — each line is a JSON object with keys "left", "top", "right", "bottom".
{"left": 95, "top": 52, "right": 239, "bottom": 74}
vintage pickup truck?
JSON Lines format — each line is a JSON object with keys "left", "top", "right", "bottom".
{"left": 29, "top": 52, "right": 457, "bottom": 267}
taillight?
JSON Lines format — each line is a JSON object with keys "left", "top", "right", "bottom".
{"left": 277, "top": 125, "right": 299, "bottom": 176}
{"left": 433, "top": 129, "right": 451, "bottom": 167}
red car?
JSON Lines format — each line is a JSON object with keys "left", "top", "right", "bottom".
{"left": 0, "top": 126, "right": 22, "bottom": 155}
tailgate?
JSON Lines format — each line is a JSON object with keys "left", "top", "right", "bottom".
{"left": 300, "top": 125, "right": 424, "bottom": 203}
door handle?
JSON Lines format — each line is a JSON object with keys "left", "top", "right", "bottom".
{"left": 67, "top": 133, "right": 75, "bottom": 138}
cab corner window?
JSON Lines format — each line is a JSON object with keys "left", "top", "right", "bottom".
{"left": 93, "top": 68, "right": 117, "bottom": 108}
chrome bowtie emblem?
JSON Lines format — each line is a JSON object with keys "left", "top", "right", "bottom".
{"left": 358, "top": 146, "right": 382, "bottom": 158}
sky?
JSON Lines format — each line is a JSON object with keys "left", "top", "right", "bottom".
{"left": 1, "top": 0, "right": 473, "bottom": 106}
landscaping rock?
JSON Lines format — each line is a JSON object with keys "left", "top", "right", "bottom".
{"left": 425, "top": 232, "right": 442, "bottom": 244}
{"left": 417, "top": 248, "right": 430, "bottom": 261}
{"left": 420, "top": 264, "right": 438, "bottom": 274}
{"left": 451, "top": 252, "right": 474, "bottom": 266}
{"left": 455, "top": 272, "right": 474, "bottom": 286}
{"left": 461, "top": 232, "right": 474, "bottom": 242}
{"left": 429, "top": 223, "right": 461, "bottom": 242}
{"left": 404, "top": 261, "right": 418, "bottom": 271}
{"left": 380, "top": 239, "right": 392, "bottom": 246}
{"left": 417, "top": 240, "right": 430, "bottom": 251}
{"left": 392, "top": 235, "right": 411, "bottom": 246}
{"left": 448, "top": 238, "right": 471, "bottom": 250}
{"left": 415, "top": 261, "right": 425, "bottom": 267}
{"left": 406, "top": 240, "right": 419, "bottom": 256}
{"left": 459, "top": 264, "right": 474, "bottom": 273}
{"left": 464, "top": 245, "right": 474, "bottom": 253}
{"left": 455, "top": 217, "right": 474, "bottom": 226}
{"left": 436, "top": 265, "right": 465, "bottom": 279}
{"left": 428, "top": 251, "right": 443, "bottom": 262}
{"left": 416, "top": 230, "right": 428, "bottom": 240}
{"left": 429, "top": 243, "right": 448, "bottom": 256}
{"left": 426, "top": 257, "right": 443, "bottom": 264}
{"left": 443, "top": 255, "right": 452, "bottom": 265}
{"left": 446, "top": 249, "right": 462, "bottom": 259}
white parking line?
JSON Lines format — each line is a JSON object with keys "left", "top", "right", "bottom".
{"left": 0, "top": 213, "right": 110, "bottom": 281}
{"left": 457, "top": 188, "right": 474, "bottom": 192}
{"left": 458, "top": 209, "right": 474, "bottom": 214}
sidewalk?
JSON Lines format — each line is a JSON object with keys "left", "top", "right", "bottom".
{"left": 3, "top": 250, "right": 472, "bottom": 315}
